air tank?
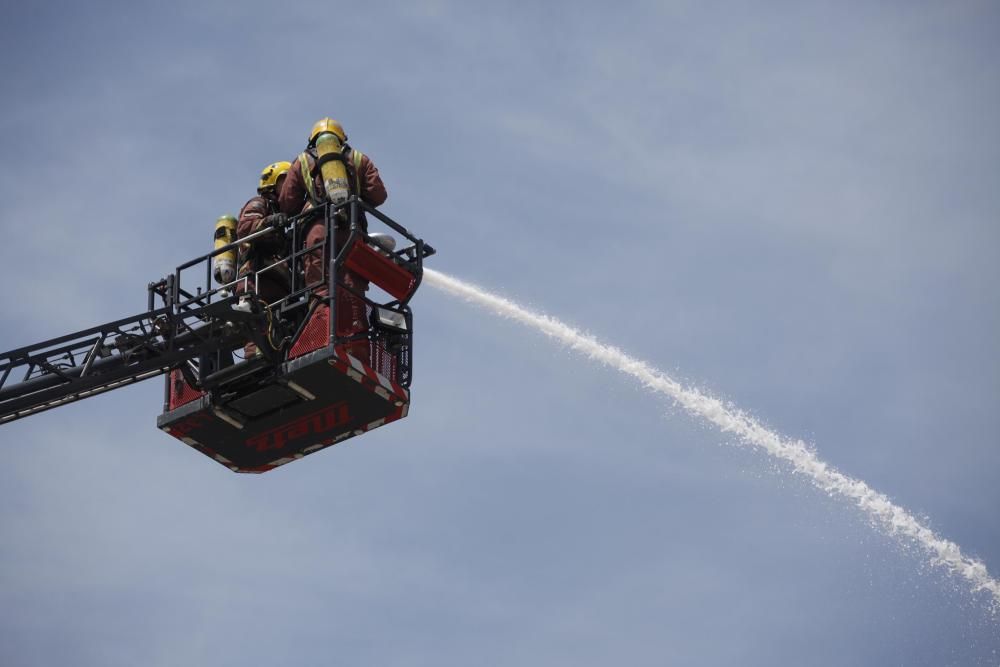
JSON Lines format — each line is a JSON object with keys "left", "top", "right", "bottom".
{"left": 315, "top": 132, "right": 350, "bottom": 205}
{"left": 213, "top": 214, "right": 238, "bottom": 286}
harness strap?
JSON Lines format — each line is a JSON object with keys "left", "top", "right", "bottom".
{"left": 315, "top": 151, "right": 346, "bottom": 169}
{"left": 299, "top": 152, "right": 319, "bottom": 205}
{"left": 352, "top": 149, "right": 364, "bottom": 197}
{"left": 302, "top": 149, "right": 365, "bottom": 204}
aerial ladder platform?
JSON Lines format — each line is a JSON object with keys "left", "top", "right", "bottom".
{"left": 0, "top": 199, "right": 434, "bottom": 472}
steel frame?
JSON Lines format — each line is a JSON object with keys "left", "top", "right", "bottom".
{"left": 0, "top": 198, "right": 434, "bottom": 425}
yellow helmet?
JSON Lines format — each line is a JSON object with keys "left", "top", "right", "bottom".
{"left": 308, "top": 117, "right": 347, "bottom": 146}
{"left": 258, "top": 161, "right": 291, "bottom": 193}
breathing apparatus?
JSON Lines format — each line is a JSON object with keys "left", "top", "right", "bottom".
{"left": 309, "top": 118, "right": 350, "bottom": 205}
{"left": 213, "top": 214, "right": 238, "bottom": 292}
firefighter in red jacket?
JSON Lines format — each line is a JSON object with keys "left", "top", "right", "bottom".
{"left": 237, "top": 160, "right": 292, "bottom": 356}
{"left": 279, "top": 118, "right": 387, "bottom": 363}
{"left": 238, "top": 161, "right": 292, "bottom": 303}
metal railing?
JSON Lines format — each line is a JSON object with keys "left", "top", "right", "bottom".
{"left": 0, "top": 198, "right": 434, "bottom": 424}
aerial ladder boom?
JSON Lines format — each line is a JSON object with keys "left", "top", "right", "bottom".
{"left": 0, "top": 284, "right": 256, "bottom": 425}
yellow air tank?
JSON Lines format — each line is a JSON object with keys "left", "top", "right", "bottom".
{"left": 315, "top": 132, "right": 350, "bottom": 205}
{"left": 213, "top": 214, "right": 238, "bottom": 286}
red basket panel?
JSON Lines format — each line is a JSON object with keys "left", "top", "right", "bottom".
{"left": 168, "top": 369, "right": 204, "bottom": 410}
{"left": 289, "top": 304, "right": 331, "bottom": 359}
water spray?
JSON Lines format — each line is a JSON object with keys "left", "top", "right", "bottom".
{"left": 423, "top": 268, "right": 1000, "bottom": 609}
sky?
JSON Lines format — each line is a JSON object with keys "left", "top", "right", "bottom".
{"left": 0, "top": 1, "right": 998, "bottom": 665}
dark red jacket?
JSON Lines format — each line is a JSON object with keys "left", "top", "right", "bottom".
{"left": 237, "top": 194, "right": 285, "bottom": 269}
{"left": 237, "top": 195, "right": 276, "bottom": 240}
{"left": 279, "top": 147, "right": 387, "bottom": 216}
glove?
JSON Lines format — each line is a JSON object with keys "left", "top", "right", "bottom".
{"left": 248, "top": 215, "right": 286, "bottom": 254}
{"left": 250, "top": 216, "right": 271, "bottom": 234}
{"left": 251, "top": 213, "right": 286, "bottom": 234}
{"left": 265, "top": 212, "right": 288, "bottom": 229}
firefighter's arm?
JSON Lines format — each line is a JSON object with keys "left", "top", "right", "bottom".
{"left": 279, "top": 157, "right": 307, "bottom": 215}
{"left": 238, "top": 198, "right": 285, "bottom": 255}
{"left": 237, "top": 198, "right": 269, "bottom": 239}
{"left": 360, "top": 154, "right": 387, "bottom": 207}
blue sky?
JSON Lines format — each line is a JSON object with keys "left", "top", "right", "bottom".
{"left": 1, "top": 1, "right": 998, "bottom": 664}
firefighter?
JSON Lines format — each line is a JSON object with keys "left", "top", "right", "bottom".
{"left": 279, "top": 118, "right": 387, "bottom": 363}
{"left": 237, "top": 160, "right": 292, "bottom": 356}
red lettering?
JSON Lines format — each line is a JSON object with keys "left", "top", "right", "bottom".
{"left": 169, "top": 412, "right": 213, "bottom": 438}
{"left": 244, "top": 401, "right": 352, "bottom": 452}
